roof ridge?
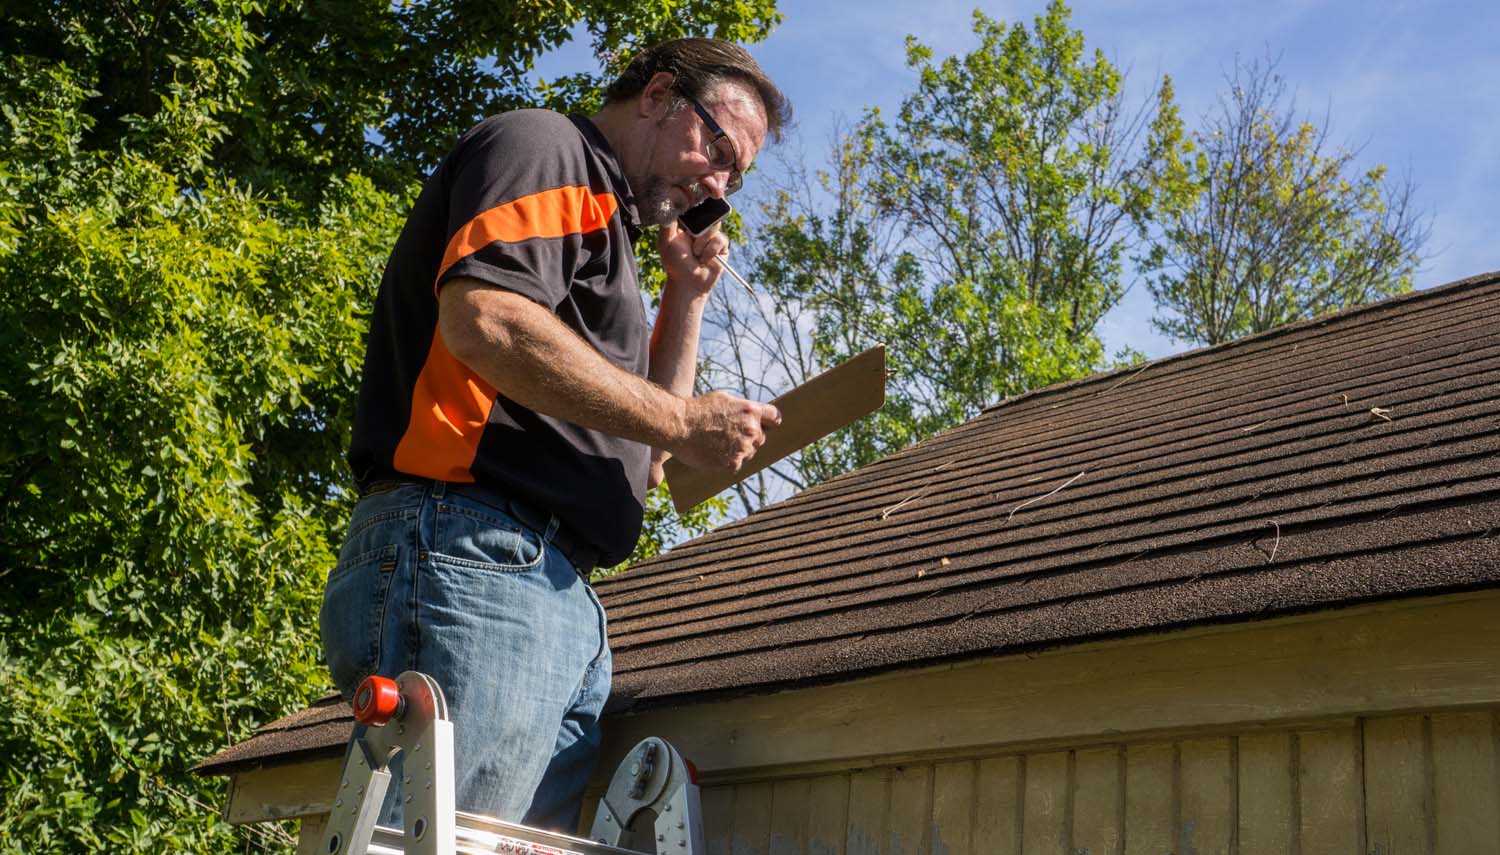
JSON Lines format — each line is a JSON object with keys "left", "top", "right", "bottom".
{"left": 979, "top": 270, "right": 1500, "bottom": 416}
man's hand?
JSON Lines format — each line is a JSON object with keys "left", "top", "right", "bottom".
{"left": 665, "top": 391, "right": 781, "bottom": 472}
{"left": 648, "top": 452, "right": 668, "bottom": 490}
{"left": 659, "top": 220, "right": 728, "bottom": 296}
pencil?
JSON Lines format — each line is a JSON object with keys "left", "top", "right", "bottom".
{"left": 716, "top": 255, "right": 756, "bottom": 296}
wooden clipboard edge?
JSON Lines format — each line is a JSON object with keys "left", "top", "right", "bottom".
{"left": 665, "top": 345, "right": 887, "bottom": 514}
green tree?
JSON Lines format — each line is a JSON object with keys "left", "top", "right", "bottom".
{"left": 0, "top": 54, "right": 401, "bottom": 852}
{"left": 1143, "top": 57, "right": 1430, "bottom": 346}
{"left": 706, "top": 2, "right": 1178, "bottom": 512}
{"left": 2, "top": 0, "right": 782, "bottom": 197}
{"left": 0, "top": 1, "right": 780, "bottom": 849}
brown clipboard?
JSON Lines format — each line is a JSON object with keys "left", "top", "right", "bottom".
{"left": 665, "top": 345, "right": 887, "bottom": 513}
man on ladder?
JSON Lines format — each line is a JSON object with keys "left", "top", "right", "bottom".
{"left": 319, "top": 38, "right": 790, "bottom": 831}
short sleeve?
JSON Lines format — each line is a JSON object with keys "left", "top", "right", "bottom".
{"left": 432, "top": 111, "right": 619, "bottom": 308}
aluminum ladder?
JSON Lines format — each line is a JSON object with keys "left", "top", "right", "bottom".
{"left": 318, "top": 671, "right": 705, "bottom": 855}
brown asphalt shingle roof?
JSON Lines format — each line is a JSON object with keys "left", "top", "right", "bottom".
{"left": 195, "top": 690, "right": 348, "bottom": 774}
{"left": 197, "top": 271, "right": 1500, "bottom": 776}
{"left": 598, "top": 270, "right": 1500, "bottom": 705}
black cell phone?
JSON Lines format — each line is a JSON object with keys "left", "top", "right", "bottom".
{"left": 678, "top": 197, "right": 732, "bottom": 236}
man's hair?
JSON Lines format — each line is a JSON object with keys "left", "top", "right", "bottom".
{"left": 603, "top": 38, "right": 791, "bottom": 142}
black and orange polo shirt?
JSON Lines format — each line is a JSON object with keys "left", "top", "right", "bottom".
{"left": 349, "top": 110, "right": 650, "bottom": 565}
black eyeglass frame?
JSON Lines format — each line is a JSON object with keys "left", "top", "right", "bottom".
{"left": 681, "top": 92, "right": 744, "bottom": 196}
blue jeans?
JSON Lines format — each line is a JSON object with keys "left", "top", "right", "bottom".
{"left": 319, "top": 481, "right": 611, "bottom": 831}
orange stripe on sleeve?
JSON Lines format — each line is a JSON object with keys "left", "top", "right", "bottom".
{"left": 435, "top": 185, "right": 619, "bottom": 290}
{"left": 392, "top": 330, "right": 498, "bottom": 483}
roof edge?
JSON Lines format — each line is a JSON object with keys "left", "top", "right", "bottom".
{"left": 980, "top": 270, "right": 1500, "bottom": 416}
{"left": 607, "top": 581, "right": 1500, "bottom": 715}
{"left": 192, "top": 742, "right": 344, "bottom": 778}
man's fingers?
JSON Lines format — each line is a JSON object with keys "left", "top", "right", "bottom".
{"left": 692, "top": 229, "right": 728, "bottom": 264}
{"left": 679, "top": 393, "right": 785, "bottom": 471}
{"left": 660, "top": 219, "right": 682, "bottom": 246}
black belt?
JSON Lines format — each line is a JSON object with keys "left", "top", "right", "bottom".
{"left": 360, "top": 478, "right": 601, "bottom": 578}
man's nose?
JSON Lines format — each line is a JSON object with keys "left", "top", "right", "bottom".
{"left": 701, "top": 171, "right": 729, "bottom": 199}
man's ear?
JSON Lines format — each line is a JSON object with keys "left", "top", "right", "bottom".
{"left": 638, "top": 71, "right": 677, "bottom": 120}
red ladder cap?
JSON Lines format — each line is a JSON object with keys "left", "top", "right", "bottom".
{"left": 353, "top": 675, "right": 401, "bottom": 725}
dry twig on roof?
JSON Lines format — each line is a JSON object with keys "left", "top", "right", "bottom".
{"left": 1099, "top": 361, "right": 1152, "bottom": 395}
{"left": 878, "top": 461, "right": 953, "bottom": 520}
{"left": 879, "top": 488, "right": 929, "bottom": 520}
{"left": 1008, "top": 470, "right": 1087, "bottom": 521}
{"left": 1370, "top": 406, "right": 1394, "bottom": 422}
{"left": 1253, "top": 520, "right": 1282, "bottom": 563}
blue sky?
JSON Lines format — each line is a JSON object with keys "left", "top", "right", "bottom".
{"left": 539, "top": 1, "right": 1498, "bottom": 361}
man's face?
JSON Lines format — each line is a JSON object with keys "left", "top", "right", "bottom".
{"left": 630, "top": 78, "right": 768, "bottom": 227}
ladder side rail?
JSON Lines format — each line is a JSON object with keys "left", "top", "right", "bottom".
{"left": 320, "top": 672, "right": 457, "bottom": 855}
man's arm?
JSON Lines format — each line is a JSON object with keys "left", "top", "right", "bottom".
{"left": 439, "top": 277, "right": 777, "bottom": 472}
{"left": 648, "top": 222, "right": 716, "bottom": 398}
{"left": 643, "top": 221, "right": 739, "bottom": 485}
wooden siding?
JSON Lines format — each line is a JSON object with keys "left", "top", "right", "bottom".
{"left": 601, "top": 591, "right": 1500, "bottom": 779}
{"left": 594, "top": 592, "right": 1500, "bottom": 855}
{"left": 697, "top": 711, "right": 1500, "bottom": 855}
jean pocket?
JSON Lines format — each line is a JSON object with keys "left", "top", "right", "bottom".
{"left": 431, "top": 498, "right": 544, "bottom": 572}
{"left": 320, "top": 543, "right": 397, "bottom": 697}
{"left": 345, "top": 490, "right": 422, "bottom": 542}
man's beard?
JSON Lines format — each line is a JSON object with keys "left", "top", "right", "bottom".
{"left": 630, "top": 175, "right": 701, "bottom": 227}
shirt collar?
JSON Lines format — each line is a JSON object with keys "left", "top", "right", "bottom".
{"left": 569, "top": 114, "right": 642, "bottom": 242}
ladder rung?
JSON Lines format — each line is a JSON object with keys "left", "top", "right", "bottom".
{"left": 367, "top": 812, "right": 647, "bottom": 855}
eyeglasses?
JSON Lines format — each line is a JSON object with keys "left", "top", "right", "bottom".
{"left": 683, "top": 93, "right": 743, "bottom": 196}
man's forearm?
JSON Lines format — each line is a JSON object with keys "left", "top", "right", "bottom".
{"left": 440, "top": 278, "right": 686, "bottom": 448}
{"left": 647, "top": 280, "right": 709, "bottom": 397}
{"left": 441, "top": 276, "right": 776, "bottom": 476}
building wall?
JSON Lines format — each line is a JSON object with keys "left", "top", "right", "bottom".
{"left": 596, "top": 590, "right": 1500, "bottom": 855}
{"left": 692, "top": 709, "right": 1500, "bottom": 855}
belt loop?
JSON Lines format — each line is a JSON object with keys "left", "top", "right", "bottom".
{"left": 431, "top": 480, "right": 447, "bottom": 500}
{"left": 543, "top": 516, "right": 560, "bottom": 544}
